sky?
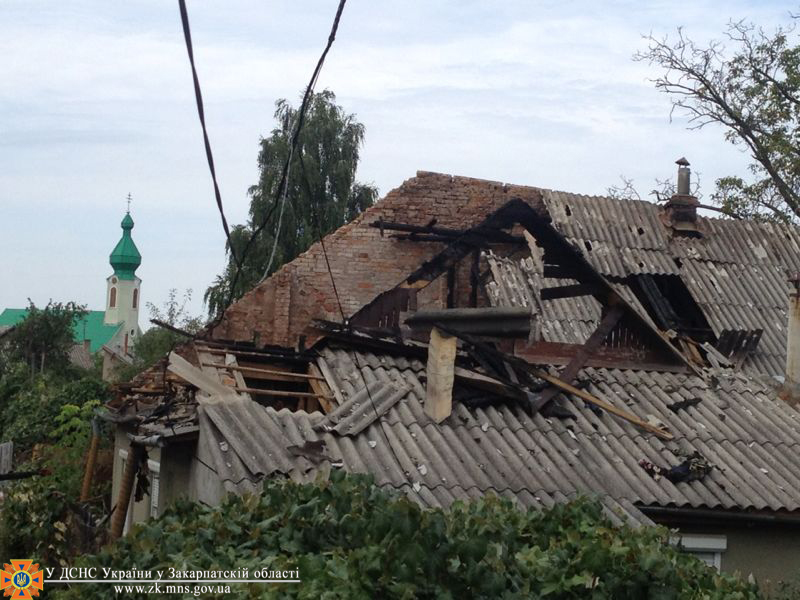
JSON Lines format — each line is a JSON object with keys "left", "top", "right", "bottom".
{"left": 0, "top": 1, "right": 792, "bottom": 322}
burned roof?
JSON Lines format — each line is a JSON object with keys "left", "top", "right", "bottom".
{"left": 537, "top": 189, "right": 800, "bottom": 377}
{"left": 109, "top": 171, "right": 800, "bottom": 529}
{"left": 196, "top": 342, "right": 800, "bottom": 525}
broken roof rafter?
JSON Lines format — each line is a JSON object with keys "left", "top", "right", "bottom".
{"left": 358, "top": 198, "right": 692, "bottom": 373}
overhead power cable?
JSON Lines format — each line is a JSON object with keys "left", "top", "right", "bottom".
{"left": 178, "top": 0, "right": 240, "bottom": 268}
{"left": 260, "top": 114, "right": 298, "bottom": 282}
{"left": 233, "top": 0, "right": 347, "bottom": 298}
{"left": 178, "top": 0, "right": 348, "bottom": 331}
{"left": 297, "top": 153, "right": 408, "bottom": 481}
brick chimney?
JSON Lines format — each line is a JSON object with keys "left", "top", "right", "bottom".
{"left": 662, "top": 158, "right": 702, "bottom": 237}
{"left": 783, "top": 273, "right": 800, "bottom": 405}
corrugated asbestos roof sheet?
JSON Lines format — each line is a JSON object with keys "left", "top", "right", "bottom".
{"left": 537, "top": 190, "right": 800, "bottom": 377}
{"left": 198, "top": 344, "right": 800, "bottom": 526}
{"left": 141, "top": 189, "right": 800, "bottom": 528}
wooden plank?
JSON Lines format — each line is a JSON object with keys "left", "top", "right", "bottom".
{"left": 235, "top": 386, "right": 332, "bottom": 400}
{"left": 531, "top": 306, "right": 624, "bottom": 413}
{"left": 307, "top": 363, "right": 334, "bottom": 413}
{"left": 540, "top": 283, "right": 599, "bottom": 301}
{"left": 202, "top": 347, "right": 308, "bottom": 362}
{"left": 200, "top": 362, "right": 325, "bottom": 382}
{"left": 225, "top": 354, "right": 248, "bottom": 390}
{"left": 167, "top": 352, "right": 235, "bottom": 397}
{"left": 530, "top": 369, "right": 673, "bottom": 440}
{"left": 425, "top": 327, "right": 457, "bottom": 423}
{"left": 542, "top": 265, "right": 583, "bottom": 279}
{"left": 315, "top": 357, "right": 345, "bottom": 405}
{"left": 514, "top": 340, "right": 685, "bottom": 372}
{"left": 453, "top": 367, "right": 526, "bottom": 401}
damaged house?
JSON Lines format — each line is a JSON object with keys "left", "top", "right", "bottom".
{"left": 104, "top": 163, "right": 800, "bottom": 583}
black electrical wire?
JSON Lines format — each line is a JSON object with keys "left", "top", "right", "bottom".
{"left": 298, "top": 153, "right": 408, "bottom": 478}
{"left": 213, "top": 0, "right": 347, "bottom": 327}
{"left": 177, "top": 0, "right": 348, "bottom": 331}
{"left": 178, "top": 0, "right": 240, "bottom": 268}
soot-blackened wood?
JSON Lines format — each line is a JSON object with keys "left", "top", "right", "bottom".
{"left": 470, "top": 249, "right": 480, "bottom": 307}
{"left": 529, "top": 305, "right": 625, "bottom": 413}
{"left": 542, "top": 265, "right": 584, "bottom": 279}
{"left": 540, "top": 283, "right": 600, "bottom": 301}
{"left": 371, "top": 219, "right": 524, "bottom": 244}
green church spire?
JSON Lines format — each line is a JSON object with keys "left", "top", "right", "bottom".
{"left": 109, "top": 211, "right": 141, "bottom": 280}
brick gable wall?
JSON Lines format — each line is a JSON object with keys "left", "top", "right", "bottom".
{"left": 212, "top": 171, "right": 546, "bottom": 348}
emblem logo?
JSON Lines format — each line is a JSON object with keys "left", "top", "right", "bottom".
{"left": 0, "top": 561, "right": 43, "bottom": 599}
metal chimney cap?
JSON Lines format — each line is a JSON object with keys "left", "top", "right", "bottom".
{"left": 676, "top": 157, "right": 690, "bottom": 167}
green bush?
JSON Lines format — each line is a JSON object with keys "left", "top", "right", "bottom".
{"left": 55, "top": 473, "right": 758, "bottom": 599}
{"left": 0, "top": 372, "right": 107, "bottom": 451}
{"left": 0, "top": 382, "right": 110, "bottom": 566}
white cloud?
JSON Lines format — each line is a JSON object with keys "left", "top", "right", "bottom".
{"left": 0, "top": 0, "right": 792, "bottom": 317}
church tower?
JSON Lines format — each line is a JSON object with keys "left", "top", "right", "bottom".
{"left": 104, "top": 210, "right": 142, "bottom": 354}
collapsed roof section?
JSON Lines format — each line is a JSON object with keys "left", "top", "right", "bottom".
{"left": 106, "top": 170, "right": 800, "bottom": 526}
{"left": 107, "top": 333, "right": 800, "bottom": 527}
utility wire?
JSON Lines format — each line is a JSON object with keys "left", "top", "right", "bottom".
{"left": 178, "top": 0, "right": 240, "bottom": 268}
{"left": 228, "top": 0, "right": 347, "bottom": 299}
{"left": 260, "top": 115, "right": 298, "bottom": 282}
{"left": 297, "top": 153, "right": 407, "bottom": 479}
{"left": 198, "top": 0, "right": 349, "bottom": 332}
{"left": 177, "top": 0, "right": 402, "bottom": 474}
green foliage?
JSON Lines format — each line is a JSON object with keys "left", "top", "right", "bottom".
{"left": 0, "top": 372, "right": 107, "bottom": 451}
{"left": 3, "top": 300, "right": 88, "bottom": 377}
{"left": 0, "top": 379, "right": 109, "bottom": 565}
{"left": 638, "top": 19, "right": 800, "bottom": 222}
{"left": 205, "top": 90, "right": 378, "bottom": 316}
{"left": 56, "top": 473, "right": 758, "bottom": 599}
{"left": 115, "top": 289, "right": 203, "bottom": 381}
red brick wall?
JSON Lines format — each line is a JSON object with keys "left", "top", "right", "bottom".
{"left": 212, "top": 171, "right": 545, "bottom": 348}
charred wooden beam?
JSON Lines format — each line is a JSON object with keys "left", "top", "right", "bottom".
{"left": 514, "top": 340, "right": 686, "bottom": 372}
{"left": 200, "top": 347, "right": 313, "bottom": 363}
{"left": 542, "top": 265, "right": 583, "bottom": 279}
{"left": 470, "top": 249, "right": 480, "bottom": 307}
{"left": 395, "top": 203, "right": 532, "bottom": 289}
{"left": 540, "top": 283, "right": 600, "bottom": 301}
{"left": 199, "top": 362, "right": 326, "bottom": 382}
{"left": 447, "top": 266, "right": 456, "bottom": 308}
{"left": 391, "top": 233, "right": 517, "bottom": 245}
{"left": 371, "top": 219, "right": 524, "bottom": 244}
{"left": 235, "top": 386, "right": 331, "bottom": 400}
{"left": 529, "top": 305, "right": 625, "bottom": 413}
{"left": 406, "top": 307, "right": 532, "bottom": 338}
{"left": 437, "top": 324, "right": 673, "bottom": 439}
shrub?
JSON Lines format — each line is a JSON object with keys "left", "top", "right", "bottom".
{"left": 54, "top": 473, "right": 759, "bottom": 599}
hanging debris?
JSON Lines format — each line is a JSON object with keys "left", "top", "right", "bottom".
{"left": 639, "top": 452, "right": 712, "bottom": 483}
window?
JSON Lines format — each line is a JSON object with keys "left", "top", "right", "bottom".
{"left": 109, "top": 287, "right": 117, "bottom": 308}
{"left": 118, "top": 451, "right": 161, "bottom": 525}
{"left": 147, "top": 459, "right": 161, "bottom": 518}
{"left": 132, "top": 288, "right": 138, "bottom": 309}
{"left": 672, "top": 534, "right": 727, "bottom": 571}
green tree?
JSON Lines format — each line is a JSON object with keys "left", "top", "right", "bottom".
{"left": 638, "top": 18, "right": 800, "bottom": 223}
{"left": 115, "top": 289, "right": 203, "bottom": 381}
{"left": 205, "top": 90, "right": 378, "bottom": 316}
{"left": 55, "top": 474, "right": 759, "bottom": 599}
{"left": 3, "top": 300, "right": 87, "bottom": 377}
